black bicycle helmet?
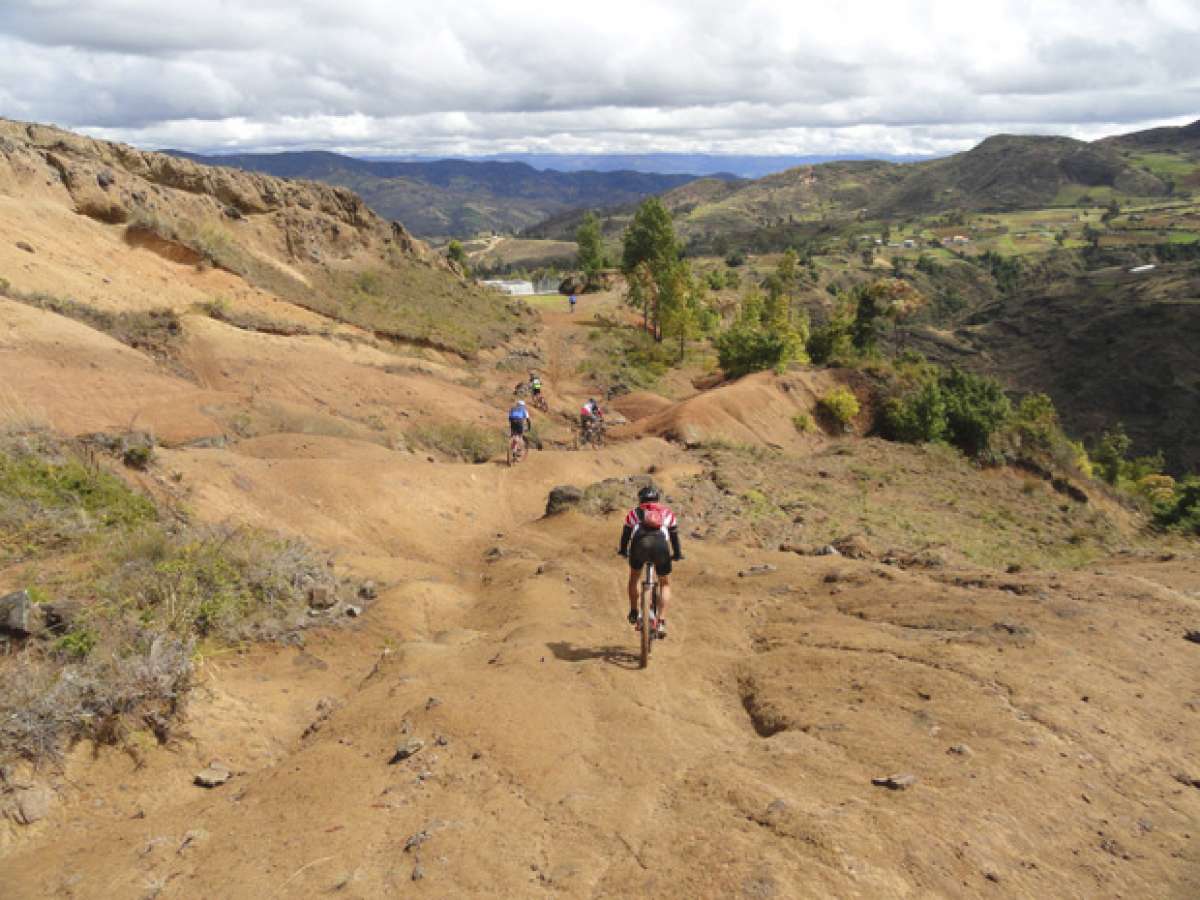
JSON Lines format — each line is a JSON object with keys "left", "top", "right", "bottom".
{"left": 638, "top": 485, "right": 660, "bottom": 503}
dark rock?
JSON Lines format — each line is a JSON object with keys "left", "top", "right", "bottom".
{"left": 545, "top": 485, "right": 584, "bottom": 516}
{"left": 40, "top": 599, "right": 82, "bottom": 635}
{"left": 358, "top": 581, "right": 378, "bottom": 601}
{"left": 96, "top": 170, "right": 115, "bottom": 189}
{"left": 0, "top": 590, "right": 34, "bottom": 637}
{"left": 15, "top": 240, "right": 34, "bottom": 253}
{"left": 193, "top": 762, "right": 232, "bottom": 788}
{"left": 871, "top": 773, "right": 917, "bottom": 790}
{"left": 223, "top": 205, "right": 244, "bottom": 220}
{"left": 307, "top": 585, "right": 335, "bottom": 610}
{"left": 948, "top": 744, "right": 973, "bottom": 756}
{"left": 345, "top": 605, "right": 362, "bottom": 618}
{"left": 389, "top": 739, "right": 425, "bottom": 764}
{"left": 1174, "top": 773, "right": 1200, "bottom": 789}
{"left": 1185, "top": 630, "right": 1200, "bottom": 644}
{"left": 483, "top": 546, "right": 506, "bottom": 561}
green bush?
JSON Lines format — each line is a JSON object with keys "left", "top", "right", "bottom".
{"left": 1154, "top": 476, "right": 1200, "bottom": 534}
{"left": 408, "top": 423, "right": 505, "bottom": 463}
{"left": 884, "top": 381, "right": 947, "bottom": 443}
{"left": 715, "top": 324, "right": 806, "bottom": 377}
{"left": 883, "top": 367, "right": 1011, "bottom": 458}
{"left": 818, "top": 388, "right": 860, "bottom": 426}
{"left": 792, "top": 412, "right": 813, "bottom": 433}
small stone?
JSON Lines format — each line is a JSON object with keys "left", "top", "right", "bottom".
{"left": 178, "top": 828, "right": 209, "bottom": 853}
{"left": 0, "top": 590, "right": 34, "bottom": 636}
{"left": 358, "top": 581, "right": 378, "bottom": 601}
{"left": 13, "top": 786, "right": 52, "bottom": 825}
{"left": 15, "top": 240, "right": 35, "bottom": 254}
{"left": 435, "top": 735, "right": 449, "bottom": 747}
{"left": 948, "top": 744, "right": 972, "bottom": 756}
{"left": 193, "top": 762, "right": 231, "bottom": 788}
{"left": 484, "top": 546, "right": 506, "bottom": 562}
{"left": 738, "top": 564, "right": 777, "bottom": 578}
{"left": 411, "top": 865, "right": 424, "bottom": 881}
{"left": 816, "top": 545, "right": 841, "bottom": 557}
{"left": 1184, "top": 630, "right": 1200, "bottom": 645}
{"left": 404, "top": 830, "right": 431, "bottom": 852}
{"left": 425, "top": 697, "right": 441, "bottom": 711}
{"left": 993, "top": 621, "right": 1032, "bottom": 638}
{"left": 307, "top": 585, "right": 334, "bottom": 610}
{"left": 871, "top": 773, "right": 917, "bottom": 790}
{"left": 389, "top": 740, "right": 425, "bottom": 764}
{"left": 345, "top": 605, "right": 362, "bottom": 618}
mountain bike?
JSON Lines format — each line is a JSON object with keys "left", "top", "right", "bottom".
{"left": 530, "top": 392, "right": 549, "bottom": 413}
{"left": 507, "top": 432, "right": 526, "bottom": 467}
{"left": 637, "top": 561, "right": 660, "bottom": 669}
{"left": 574, "top": 418, "right": 606, "bottom": 450}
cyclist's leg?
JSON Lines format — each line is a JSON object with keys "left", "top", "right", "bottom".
{"left": 658, "top": 573, "right": 670, "bottom": 620}
{"left": 626, "top": 565, "right": 640, "bottom": 617}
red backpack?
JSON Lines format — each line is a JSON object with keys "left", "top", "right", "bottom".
{"left": 638, "top": 504, "right": 665, "bottom": 531}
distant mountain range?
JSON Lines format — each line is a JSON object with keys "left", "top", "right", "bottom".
{"left": 391, "top": 153, "right": 933, "bottom": 179}
{"left": 527, "top": 120, "right": 1200, "bottom": 251}
{"left": 165, "top": 150, "right": 725, "bottom": 239}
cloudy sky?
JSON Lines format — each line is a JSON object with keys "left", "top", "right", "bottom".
{"left": 1, "top": 0, "right": 1198, "bottom": 158}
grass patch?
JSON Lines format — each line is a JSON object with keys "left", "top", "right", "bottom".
{"left": 193, "top": 298, "right": 316, "bottom": 337}
{"left": 0, "top": 431, "right": 156, "bottom": 564}
{"left": 0, "top": 283, "right": 182, "bottom": 363}
{"left": 408, "top": 422, "right": 505, "bottom": 463}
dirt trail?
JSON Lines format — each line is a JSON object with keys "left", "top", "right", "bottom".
{"left": 3, "top": 276, "right": 1199, "bottom": 898}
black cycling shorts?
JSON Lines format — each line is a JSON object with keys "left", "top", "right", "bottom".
{"left": 629, "top": 532, "right": 672, "bottom": 576}
{"left": 509, "top": 419, "right": 526, "bottom": 436}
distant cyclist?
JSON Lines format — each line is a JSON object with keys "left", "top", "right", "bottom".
{"left": 508, "top": 399, "right": 530, "bottom": 443}
{"left": 529, "top": 371, "right": 543, "bottom": 400}
{"left": 580, "top": 397, "right": 603, "bottom": 430}
{"left": 618, "top": 484, "right": 683, "bottom": 638}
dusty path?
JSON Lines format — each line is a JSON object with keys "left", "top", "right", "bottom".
{"left": 4, "top": 288, "right": 1200, "bottom": 898}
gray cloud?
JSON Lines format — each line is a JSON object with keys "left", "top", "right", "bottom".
{"left": 0, "top": 0, "right": 1197, "bottom": 155}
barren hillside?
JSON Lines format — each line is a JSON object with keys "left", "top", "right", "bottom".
{"left": 0, "top": 122, "right": 1198, "bottom": 899}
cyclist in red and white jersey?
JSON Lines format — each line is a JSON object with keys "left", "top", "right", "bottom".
{"left": 617, "top": 484, "right": 683, "bottom": 638}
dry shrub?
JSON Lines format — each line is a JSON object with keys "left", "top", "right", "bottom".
{"left": 0, "top": 633, "right": 192, "bottom": 765}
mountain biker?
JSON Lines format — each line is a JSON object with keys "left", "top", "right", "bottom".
{"left": 508, "top": 399, "right": 530, "bottom": 442}
{"left": 529, "top": 371, "right": 543, "bottom": 400}
{"left": 580, "top": 398, "right": 603, "bottom": 430}
{"left": 618, "top": 484, "right": 682, "bottom": 639}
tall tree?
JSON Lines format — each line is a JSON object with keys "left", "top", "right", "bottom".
{"left": 575, "top": 211, "right": 604, "bottom": 281}
{"left": 621, "top": 197, "right": 679, "bottom": 276}
{"left": 621, "top": 197, "right": 680, "bottom": 341}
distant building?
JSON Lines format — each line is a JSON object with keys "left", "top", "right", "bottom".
{"left": 902, "top": 239, "right": 916, "bottom": 248}
{"left": 1129, "top": 264, "right": 1156, "bottom": 274}
{"left": 481, "top": 279, "right": 535, "bottom": 296}
{"left": 951, "top": 235, "right": 970, "bottom": 244}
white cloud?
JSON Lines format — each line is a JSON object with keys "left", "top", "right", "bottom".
{"left": 0, "top": 0, "right": 1197, "bottom": 155}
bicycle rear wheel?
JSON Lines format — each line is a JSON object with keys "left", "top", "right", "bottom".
{"left": 639, "top": 577, "right": 652, "bottom": 669}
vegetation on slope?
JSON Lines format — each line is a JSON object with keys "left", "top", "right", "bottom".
{"left": 0, "top": 430, "right": 343, "bottom": 764}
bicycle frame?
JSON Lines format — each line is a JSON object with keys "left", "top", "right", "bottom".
{"left": 639, "top": 561, "right": 659, "bottom": 667}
